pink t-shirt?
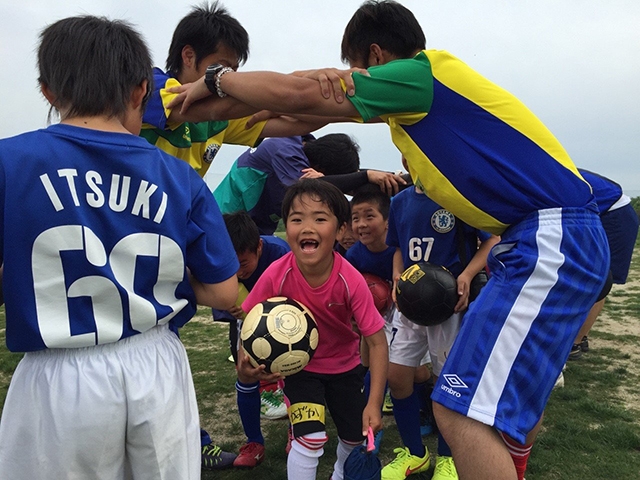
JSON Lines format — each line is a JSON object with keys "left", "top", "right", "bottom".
{"left": 243, "top": 251, "right": 385, "bottom": 374}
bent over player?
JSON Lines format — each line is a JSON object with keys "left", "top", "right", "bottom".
{"left": 168, "top": 2, "right": 610, "bottom": 479}
{"left": 0, "top": 16, "right": 239, "bottom": 480}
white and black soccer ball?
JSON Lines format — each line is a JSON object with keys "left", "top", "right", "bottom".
{"left": 395, "top": 262, "right": 458, "bottom": 326}
{"left": 240, "top": 297, "right": 319, "bottom": 376}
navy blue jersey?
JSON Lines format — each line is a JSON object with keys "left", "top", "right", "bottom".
{"left": 242, "top": 235, "right": 290, "bottom": 291}
{"left": 346, "top": 241, "right": 395, "bottom": 282}
{"left": 0, "top": 124, "right": 238, "bottom": 352}
{"left": 387, "top": 187, "right": 478, "bottom": 277}
{"left": 579, "top": 169, "right": 623, "bottom": 214}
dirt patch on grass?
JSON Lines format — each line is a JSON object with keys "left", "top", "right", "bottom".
{"left": 590, "top": 280, "right": 640, "bottom": 418}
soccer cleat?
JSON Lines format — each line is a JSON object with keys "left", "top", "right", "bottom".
{"left": 580, "top": 335, "right": 589, "bottom": 352}
{"left": 260, "top": 388, "right": 288, "bottom": 419}
{"left": 553, "top": 371, "right": 564, "bottom": 390}
{"left": 201, "top": 443, "right": 237, "bottom": 470}
{"left": 381, "top": 446, "right": 430, "bottom": 480}
{"left": 382, "top": 391, "right": 394, "bottom": 415}
{"left": 432, "top": 456, "right": 458, "bottom": 480}
{"left": 233, "top": 442, "right": 266, "bottom": 468}
{"left": 568, "top": 343, "right": 582, "bottom": 360}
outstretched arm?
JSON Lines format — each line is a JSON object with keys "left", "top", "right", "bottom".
{"left": 169, "top": 70, "right": 362, "bottom": 118}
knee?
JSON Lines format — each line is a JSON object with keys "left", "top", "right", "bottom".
{"left": 387, "top": 377, "right": 413, "bottom": 399}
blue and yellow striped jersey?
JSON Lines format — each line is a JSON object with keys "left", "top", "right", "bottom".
{"left": 141, "top": 68, "right": 266, "bottom": 177}
{"left": 348, "top": 50, "right": 592, "bottom": 235}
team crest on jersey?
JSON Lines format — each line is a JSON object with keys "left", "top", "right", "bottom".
{"left": 431, "top": 209, "right": 455, "bottom": 233}
{"left": 203, "top": 143, "right": 221, "bottom": 164}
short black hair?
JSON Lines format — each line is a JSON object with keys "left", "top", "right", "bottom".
{"left": 341, "top": 0, "right": 426, "bottom": 66}
{"left": 38, "top": 16, "right": 153, "bottom": 120}
{"left": 166, "top": 2, "right": 249, "bottom": 75}
{"left": 282, "top": 179, "right": 350, "bottom": 228}
{"left": 223, "top": 210, "right": 260, "bottom": 254}
{"left": 303, "top": 133, "right": 360, "bottom": 175}
{"left": 351, "top": 185, "right": 391, "bottom": 220}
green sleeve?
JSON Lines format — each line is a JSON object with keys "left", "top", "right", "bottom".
{"left": 347, "top": 52, "right": 434, "bottom": 122}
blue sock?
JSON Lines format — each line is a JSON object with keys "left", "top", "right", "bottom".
{"left": 200, "top": 429, "right": 212, "bottom": 447}
{"left": 391, "top": 391, "right": 425, "bottom": 457}
{"left": 414, "top": 381, "right": 428, "bottom": 412}
{"left": 236, "top": 380, "right": 264, "bottom": 445}
{"left": 437, "top": 431, "right": 452, "bottom": 457}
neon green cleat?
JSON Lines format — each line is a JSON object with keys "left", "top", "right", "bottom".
{"left": 432, "top": 456, "right": 458, "bottom": 480}
{"left": 382, "top": 391, "right": 394, "bottom": 415}
{"left": 381, "top": 446, "right": 430, "bottom": 480}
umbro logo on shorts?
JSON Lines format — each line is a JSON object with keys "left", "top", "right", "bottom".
{"left": 443, "top": 374, "right": 468, "bottom": 389}
{"left": 440, "top": 374, "right": 468, "bottom": 398}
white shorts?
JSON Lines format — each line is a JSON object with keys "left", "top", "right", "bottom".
{"left": 389, "top": 310, "right": 462, "bottom": 376}
{"left": 383, "top": 304, "right": 398, "bottom": 345}
{"left": 0, "top": 324, "right": 200, "bottom": 480}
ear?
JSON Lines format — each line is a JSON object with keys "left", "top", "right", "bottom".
{"left": 40, "top": 82, "right": 57, "bottom": 106}
{"left": 369, "top": 44, "right": 397, "bottom": 66}
{"left": 256, "top": 238, "right": 264, "bottom": 257}
{"left": 130, "top": 79, "right": 149, "bottom": 111}
{"left": 181, "top": 45, "right": 197, "bottom": 69}
{"left": 369, "top": 43, "right": 384, "bottom": 65}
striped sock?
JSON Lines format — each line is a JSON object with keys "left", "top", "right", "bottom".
{"left": 500, "top": 432, "right": 532, "bottom": 480}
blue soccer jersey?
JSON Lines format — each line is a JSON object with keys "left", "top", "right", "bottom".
{"left": 0, "top": 124, "right": 239, "bottom": 352}
{"left": 345, "top": 241, "right": 395, "bottom": 282}
{"left": 387, "top": 187, "right": 479, "bottom": 276}
{"left": 348, "top": 50, "right": 595, "bottom": 235}
{"left": 578, "top": 169, "right": 623, "bottom": 214}
{"left": 242, "top": 235, "right": 291, "bottom": 291}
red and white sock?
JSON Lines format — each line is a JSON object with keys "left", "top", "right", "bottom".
{"left": 287, "top": 431, "right": 327, "bottom": 480}
{"left": 500, "top": 432, "right": 533, "bottom": 480}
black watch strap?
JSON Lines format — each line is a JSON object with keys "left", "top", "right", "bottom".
{"left": 204, "top": 64, "right": 225, "bottom": 94}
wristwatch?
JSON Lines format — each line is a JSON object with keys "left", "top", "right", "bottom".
{"left": 204, "top": 63, "right": 233, "bottom": 98}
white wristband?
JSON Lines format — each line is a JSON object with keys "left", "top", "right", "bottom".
{"left": 215, "top": 67, "right": 234, "bottom": 98}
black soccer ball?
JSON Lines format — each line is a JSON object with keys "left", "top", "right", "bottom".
{"left": 395, "top": 262, "right": 458, "bottom": 326}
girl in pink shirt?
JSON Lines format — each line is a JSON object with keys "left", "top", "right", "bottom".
{"left": 242, "top": 179, "right": 388, "bottom": 480}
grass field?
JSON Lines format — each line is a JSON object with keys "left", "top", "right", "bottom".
{"left": 1, "top": 239, "right": 639, "bottom": 479}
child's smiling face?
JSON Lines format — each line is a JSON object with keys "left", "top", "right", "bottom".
{"left": 285, "top": 194, "right": 344, "bottom": 274}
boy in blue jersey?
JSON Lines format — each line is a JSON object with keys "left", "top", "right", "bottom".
{"left": 383, "top": 178, "right": 499, "bottom": 480}
{"left": 568, "top": 169, "right": 639, "bottom": 359}
{"left": 346, "top": 187, "right": 396, "bottom": 331}
{"left": 217, "top": 211, "right": 290, "bottom": 468}
{"left": 168, "top": 2, "right": 610, "bottom": 479}
{"left": 0, "top": 16, "right": 239, "bottom": 480}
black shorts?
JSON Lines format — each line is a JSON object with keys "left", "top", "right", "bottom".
{"left": 284, "top": 364, "right": 366, "bottom": 443}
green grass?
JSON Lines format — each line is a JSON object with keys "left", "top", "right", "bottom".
{"left": 1, "top": 239, "right": 640, "bottom": 479}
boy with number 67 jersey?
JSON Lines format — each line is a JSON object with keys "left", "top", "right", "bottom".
{"left": 0, "top": 16, "right": 238, "bottom": 480}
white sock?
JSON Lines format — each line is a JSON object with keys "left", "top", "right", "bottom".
{"left": 332, "top": 438, "right": 362, "bottom": 480}
{"left": 287, "top": 432, "right": 327, "bottom": 480}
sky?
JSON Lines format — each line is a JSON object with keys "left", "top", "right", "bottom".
{"left": 2, "top": 0, "right": 639, "bottom": 193}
